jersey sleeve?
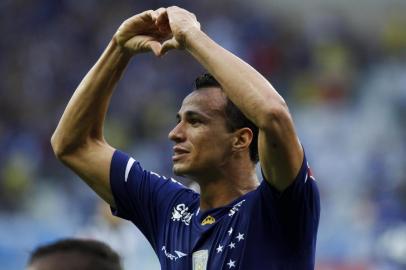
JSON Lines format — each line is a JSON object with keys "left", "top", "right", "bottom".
{"left": 109, "top": 150, "right": 195, "bottom": 248}
{"left": 259, "top": 151, "right": 320, "bottom": 254}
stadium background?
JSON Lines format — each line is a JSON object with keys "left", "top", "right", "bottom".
{"left": 1, "top": 0, "right": 405, "bottom": 269}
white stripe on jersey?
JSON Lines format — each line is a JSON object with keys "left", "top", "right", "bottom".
{"left": 125, "top": 157, "right": 136, "bottom": 182}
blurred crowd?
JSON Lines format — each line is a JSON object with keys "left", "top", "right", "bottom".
{"left": 0, "top": 0, "right": 405, "bottom": 269}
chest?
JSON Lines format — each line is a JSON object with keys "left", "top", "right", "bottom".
{"left": 158, "top": 200, "right": 250, "bottom": 270}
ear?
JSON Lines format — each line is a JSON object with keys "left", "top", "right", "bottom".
{"left": 231, "top": 127, "right": 253, "bottom": 153}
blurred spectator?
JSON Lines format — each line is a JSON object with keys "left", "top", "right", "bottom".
{"left": 27, "top": 238, "right": 122, "bottom": 270}
{"left": 77, "top": 201, "right": 160, "bottom": 269}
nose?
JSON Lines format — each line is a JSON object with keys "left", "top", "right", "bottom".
{"left": 168, "top": 122, "right": 186, "bottom": 143}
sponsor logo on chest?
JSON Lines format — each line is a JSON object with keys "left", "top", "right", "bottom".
{"left": 161, "top": 246, "right": 187, "bottom": 261}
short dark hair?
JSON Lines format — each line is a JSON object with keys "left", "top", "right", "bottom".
{"left": 194, "top": 73, "right": 259, "bottom": 163}
{"left": 28, "top": 238, "right": 122, "bottom": 270}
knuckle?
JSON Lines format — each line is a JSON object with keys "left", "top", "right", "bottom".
{"left": 144, "top": 9, "right": 154, "bottom": 15}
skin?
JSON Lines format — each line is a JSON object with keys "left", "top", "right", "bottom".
{"left": 51, "top": 10, "right": 166, "bottom": 207}
{"left": 169, "top": 87, "right": 259, "bottom": 209}
{"left": 51, "top": 7, "right": 303, "bottom": 211}
{"left": 157, "top": 7, "right": 303, "bottom": 191}
{"left": 170, "top": 88, "right": 234, "bottom": 178}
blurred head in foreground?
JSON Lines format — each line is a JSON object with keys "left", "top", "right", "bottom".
{"left": 27, "top": 238, "right": 122, "bottom": 270}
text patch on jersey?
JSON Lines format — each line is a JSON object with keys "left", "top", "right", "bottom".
{"left": 201, "top": 215, "right": 216, "bottom": 225}
{"left": 192, "top": 250, "right": 208, "bottom": 270}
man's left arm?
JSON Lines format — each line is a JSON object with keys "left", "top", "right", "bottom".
{"left": 160, "top": 6, "right": 303, "bottom": 191}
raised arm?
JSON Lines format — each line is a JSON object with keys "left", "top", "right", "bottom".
{"left": 159, "top": 7, "right": 303, "bottom": 191}
{"left": 51, "top": 9, "right": 169, "bottom": 206}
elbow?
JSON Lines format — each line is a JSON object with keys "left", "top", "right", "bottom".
{"left": 50, "top": 132, "right": 80, "bottom": 161}
{"left": 51, "top": 132, "right": 105, "bottom": 161}
{"left": 50, "top": 133, "right": 67, "bottom": 160}
{"left": 257, "top": 100, "right": 291, "bottom": 130}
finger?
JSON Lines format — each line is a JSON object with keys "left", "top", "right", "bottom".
{"left": 128, "top": 9, "right": 154, "bottom": 23}
{"left": 147, "top": 41, "right": 162, "bottom": 56}
{"left": 165, "top": 6, "right": 176, "bottom": 19}
{"left": 152, "top": 7, "right": 165, "bottom": 21}
{"left": 156, "top": 9, "right": 169, "bottom": 29}
{"left": 160, "top": 37, "right": 179, "bottom": 56}
{"left": 154, "top": 10, "right": 171, "bottom": 36}
{"left": 155, "top": 7, "right": 166, "bottom": 17}
{"left": 120, "top": 10, "right": 155, "bottom": 34}
{"left": 189, "top": 11, "right": 197, "bottom": 20}
{"left": 167, "top": 5, "right": 180, "bottom": 11}
{"left": 157, "top": 21, "right": 171, "bottom": 35}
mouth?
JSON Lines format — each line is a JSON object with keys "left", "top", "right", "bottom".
{"left": 172, "top": 146, "right": 190, "bottom": 161}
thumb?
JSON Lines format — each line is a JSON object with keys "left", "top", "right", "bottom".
{"left": 160, "top": 37, "right": 180, "bottom": 56}
{"left": 147, "top": 41, "right": 162, "bottom": 56}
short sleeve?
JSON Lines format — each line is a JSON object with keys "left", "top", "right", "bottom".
{"left": 258, "top": 152, "right": 320, "bottom": 254}
{"left": 109, "top": 150, "right": 196, "bottom": 248}
{"left": 260, "top": 152, "right": 320, "bottom": 219}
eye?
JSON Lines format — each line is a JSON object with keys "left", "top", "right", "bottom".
{"left": 189, "top": 118, "right": 202, "bottom": 126}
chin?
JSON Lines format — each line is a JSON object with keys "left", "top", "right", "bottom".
{"left": 173, "top": 162, "right": 200, "bottom": 177}
{"left": 173, "top": 164, "right": 188, "bottom": 176}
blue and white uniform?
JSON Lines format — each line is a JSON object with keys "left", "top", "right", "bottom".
{"left": 110, "top": 150, "right": 320, "bottom": 269}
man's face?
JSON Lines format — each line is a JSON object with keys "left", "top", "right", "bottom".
{"left": 168, "top": 87, "right": 234, "bottom": 179}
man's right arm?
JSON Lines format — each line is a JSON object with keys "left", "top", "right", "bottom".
{"left": 51, "top": 40, "right": 128, "bottom": 207}
{"left": 51, "top": 9, "right": 168, "bottom": 207}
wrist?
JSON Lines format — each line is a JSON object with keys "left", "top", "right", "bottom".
{"left": 110, "top": 37, "right": 133, "bottom": 59}
{"left": 183, "top": 27, "right": 203, "bottom": 50}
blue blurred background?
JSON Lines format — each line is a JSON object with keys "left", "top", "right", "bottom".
{"left": 1, "top": 0, "right": 405, "bottom": 269}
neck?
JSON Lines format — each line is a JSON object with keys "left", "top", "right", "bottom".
{"left": 194, "top": 161, "right": 259, "bottom": 211}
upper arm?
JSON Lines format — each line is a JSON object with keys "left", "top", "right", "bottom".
{"left": 258, "top": 104, "right": 304, "bottom": 192}
{"left": 57, "top": 141, "right": 116, "bottom": 206}
{"left": 109, "top": 150, "right": 194, "bottom": 248}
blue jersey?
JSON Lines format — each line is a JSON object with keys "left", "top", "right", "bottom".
{"left": 110, "top": 150, "right": 320, "bottom": 269}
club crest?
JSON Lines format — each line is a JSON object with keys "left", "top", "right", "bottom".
{"left": 201, "top": 215, "right": 216, "bottom": 225}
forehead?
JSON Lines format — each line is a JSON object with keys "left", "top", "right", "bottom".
{"left": 180, "top": 87, "right": 227, "bottom": 116}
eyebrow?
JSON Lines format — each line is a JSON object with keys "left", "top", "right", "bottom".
{"left": 176, "top": 110, "right": 211, "bottom": 121}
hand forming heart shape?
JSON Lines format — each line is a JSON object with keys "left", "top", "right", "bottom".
{"left": 114, "top": 9, "right": 172, "bottom": 56}
{"left": 114, "top": 7, "right": 200, "bottom": 57}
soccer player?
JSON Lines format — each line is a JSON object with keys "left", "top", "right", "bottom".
{"left": 27, "top": 239, "right": 122, "bottom": 270}
{"left": 51, "top": 6, "right": 320, "bottom": 269}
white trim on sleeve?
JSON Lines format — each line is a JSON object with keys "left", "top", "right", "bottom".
{"left": 124, "top": 157, "right": 136, "bottom": 182}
